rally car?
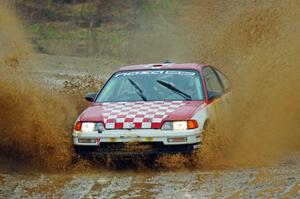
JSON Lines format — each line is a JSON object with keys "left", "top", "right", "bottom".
{"left": 72, "top": 62, "right": 230, "bottom": 157}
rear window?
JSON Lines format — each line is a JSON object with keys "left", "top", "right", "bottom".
{"left": 96, "top": 69, "right": 204, "bottom": 102}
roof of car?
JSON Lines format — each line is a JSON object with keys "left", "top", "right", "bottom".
{"left": 118, "top": 62, "right": 209, "bottom": 71}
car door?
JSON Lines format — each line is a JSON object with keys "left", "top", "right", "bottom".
{"left": 213, "top": 67, "right": 231, "bottom": 113}
{"left": 202, "top": 66, "right": 226, "bottom": 123}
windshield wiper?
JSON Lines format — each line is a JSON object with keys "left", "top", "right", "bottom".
{"left": 128, "top": 78, "right": 147, "bottom": 101}
{"left": 157, "top": 80, "right": 192, "bottom": 101}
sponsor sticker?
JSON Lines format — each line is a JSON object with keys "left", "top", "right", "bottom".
{"left": 145, "top": 137, "right": 154, "bottom": 142}
{"left": 109, "top": 138, "right": 118, "bottom": 142}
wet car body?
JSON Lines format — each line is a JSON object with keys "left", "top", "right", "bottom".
{"left": 72, "top": 62, "right": 231, "bottom": 158}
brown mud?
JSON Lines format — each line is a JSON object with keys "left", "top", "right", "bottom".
{"left": 1, "top": 154, "right": 300, "bottom": 198}
{"left": 173, "top": 0, "right": 300, "bottom": 169}
{"left": 1, "top": 0, "right": 300, "bottom": 198}
{"left": 0, "top": 0, "right": 299, "bottom": 172}
{"left": 0, "top": 2, "right": 77, "bottom": 171}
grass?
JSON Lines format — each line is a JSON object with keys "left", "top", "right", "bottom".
{"left": 31, "top": 23, "right": 60, "bottom": 39}
{"left": 139, "top": 0, "right": 178, "bottom": 17}
{"left": 23, "top": 0, "right": 179, "bottom": 58}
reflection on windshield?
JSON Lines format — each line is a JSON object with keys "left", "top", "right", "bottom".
{"left": 96, "top": 70, "right": 204, "bottom": 102}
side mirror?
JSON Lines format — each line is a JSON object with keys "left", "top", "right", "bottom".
{"left": 85, "top": 92, "right": 97, "bottom": 102}
{"left": 208, "top": 91, "right": 222, "bottom": 100}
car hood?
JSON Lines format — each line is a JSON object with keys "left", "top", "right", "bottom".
{"left": 80, "top": 101, "right": 205, "bottom": 129}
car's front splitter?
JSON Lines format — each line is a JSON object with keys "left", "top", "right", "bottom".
{"left": 74, "top": 142, "right": 200, "bottom": 159}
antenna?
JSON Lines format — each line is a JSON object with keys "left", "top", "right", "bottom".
{"left": 166, "top": 15, "right": 169, "bottom": 61}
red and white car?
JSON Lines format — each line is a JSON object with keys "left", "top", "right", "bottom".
{"left": 72, "top": 62, "right": 230, "bottom": 157}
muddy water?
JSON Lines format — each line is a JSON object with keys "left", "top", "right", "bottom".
{"left": 0, "top": 2, "right": 78, "bottom": 171}
{"left": 1, "top": 154, "right": 300, "bottom": 198}
{"left": 0, "top": 0, "right": 300, "bottom": 198}
{"left": 0, "top": 0, "right": 299, "bottom": 170}
{"left": 171, "top": 0, "right": 300, "bottom": 168}
{"left": 127, "top": 0, "right": 300, "bottom": 169}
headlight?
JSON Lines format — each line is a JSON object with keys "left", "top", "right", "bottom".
{"left": 81, "top": 122, "right": 96, "bottom": 132}
{"left": 74, "top": 122, "right": 105, "bottom": 132}
{"left": 161, "top": 120, "right": 198, "bottom": 130}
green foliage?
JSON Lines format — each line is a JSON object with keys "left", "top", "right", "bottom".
{"left": 31, "top": 23, "right": 42, "bottom": 34}
{"left": 49, "top": 8, "right": 57, "bottom": 18}
{"left": 110, "top": 33, "right": 122, "bottom": 45}
{"left": 31, "top": 23, "right": 60, "bottom": 39}
{"left": 140, "top": 0, "right": 178, "bottom": 17}
{"left": 17, "top": 0, "right": 179, "bottom": 57}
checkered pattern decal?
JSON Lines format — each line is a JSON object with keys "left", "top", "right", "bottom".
{"left": 102, "top": 101, "right": 186, "bottom": 129}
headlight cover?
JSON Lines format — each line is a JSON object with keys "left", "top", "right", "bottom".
{"left": 75, "top": 122, "right": 105, "bottom": 132}
{"left": 161, "top": 120, "right": 198, "bottom": 130}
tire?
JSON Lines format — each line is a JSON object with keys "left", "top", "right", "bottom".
{"left": 191, "top": 121, "right": 218, "bottom": 166}
{"left": 201, "top": 121, "right": 217, "bottom": 148}
{"left": 73, "top": 145, "right": 95, "bottom": 160}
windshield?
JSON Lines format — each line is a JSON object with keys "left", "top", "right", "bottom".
{"left": 96, "top": 69, "right": 204, "bottom": 102}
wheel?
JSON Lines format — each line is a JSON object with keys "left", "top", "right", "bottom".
{"left": 73, "top": 145, "right": 96, "bottom": 160}
{"left": 192, "top": 121, "right": 220, "bottom": 167}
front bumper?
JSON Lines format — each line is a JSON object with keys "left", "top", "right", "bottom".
{"left": 73, "top": 128, "right": 202, "bottom": 145}
{"left": 72, "top": 128, "right": 202, "bottom": 156}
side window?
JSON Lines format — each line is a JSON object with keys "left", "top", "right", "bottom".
{"left": 215, "top": 69, "right": 231, "bottom": 92}
{"left": 203, "top": 66, "right": 224, "bottom": 95}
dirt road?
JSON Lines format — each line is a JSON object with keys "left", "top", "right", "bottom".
{"left": 1, "top": 153, "right": 300, "bottom": 199}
